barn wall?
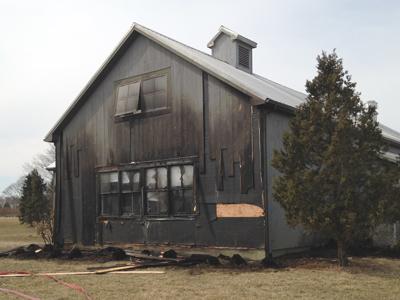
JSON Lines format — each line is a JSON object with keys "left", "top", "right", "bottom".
{"left": 100, "top": 73, "right": 265, "bottom": 248}
{"left": 58, "top": 33, "right": 265, "bottom": 248}
{"left": 265, "top": 109, "right": 318, "bottom": 252}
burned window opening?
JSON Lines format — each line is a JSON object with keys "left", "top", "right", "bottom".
{"left": 145, "top": 165, "right": 194, "bottom": 216}
{"left": 121, "top": 171, "right": 141, "bottom": 216}
{"left": 146, "top": 167, "right": 168, "bottom": 215}
{"left": 169, "top": 165, "right": 194, "bottom": 215}
{"left": 98, "top": 161, "right": 195, "bottom": 218}
{"left": 99, "top": 172, "right": 119, "bottom": 216}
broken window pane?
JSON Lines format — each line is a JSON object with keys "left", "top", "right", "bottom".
{"left": 121, "top": 171, "right": 132, "bottom": 192}
{"left": 171, "top": 190, "right": 194, "bottom": 214}
{"left": 146, "top": 168, "right": 157, "bottom": 189}
{"left": 182, "top": 165, "right": 194, "bottom": 187}
{"left": 170, "top": 166, "right": 182, "bottom": 188}
{"left": 101, "top": 194, "right": 119, "bottom": 215}
{"left": 157, "top": 167, "right": 168, "bottom": 189}
{"left": 133, "top": 172, "right": 140, "bottom": 191}
{"left": 100, "top": 172, "right": 118, "bottom": 194}
{"left": 121, "top": 171, "right": 140, "bottom": 192}
{"left": 146, "top": 191, "right": 168, "bottom": 215}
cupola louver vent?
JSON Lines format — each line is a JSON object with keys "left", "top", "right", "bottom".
{"left": 238, "top": 45, "right": 250, "bottom": 69}
{"left": 207, "top": 26, "right": 256, "bottom": 73}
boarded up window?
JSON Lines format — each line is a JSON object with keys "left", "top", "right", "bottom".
{"left": 115, "top": 81, "right": 141, "bottom": 117}
{"left": 141, "top": 75, "right": 167, "bottom": 112}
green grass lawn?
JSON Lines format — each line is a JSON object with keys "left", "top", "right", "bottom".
{"left": 1, "top": 218, "right": 400, "bottom": 299}
{"left": 0, "top": 217, "right": 42, "bottom": 252}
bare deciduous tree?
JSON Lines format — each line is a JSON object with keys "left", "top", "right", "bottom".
{"left": 23, "top": 144, "right": 55, "bottom": 183}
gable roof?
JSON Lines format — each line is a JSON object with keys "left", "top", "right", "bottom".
{"left": 44, "top": 23, "right": 400, "bottom": 147}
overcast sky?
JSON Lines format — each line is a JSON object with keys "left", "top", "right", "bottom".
{"left": 0, "top": 0, "right": 399, "bottom": 192}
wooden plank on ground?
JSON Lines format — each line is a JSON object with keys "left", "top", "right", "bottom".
{"left": 125, "top": 252, "right": 181, "bottom": 262}
{"left": 95, "top": 264, "right": 139, "bottom": 274}
{"left": 0, "top": 270, "right": 165, "bottom": 278}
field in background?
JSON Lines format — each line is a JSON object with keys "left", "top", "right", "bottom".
{"left": 0, "top": 208, "right": 19, "bottom": 217}
{"left": 0, "top": 217, "right": 42, "bottom": 251}
{"left": 1, "top": 218, "right": 400, "bottom": 299}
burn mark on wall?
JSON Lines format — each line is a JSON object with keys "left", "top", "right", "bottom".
{"left": 207, "top": 75, "right": 254, "bottom": 194}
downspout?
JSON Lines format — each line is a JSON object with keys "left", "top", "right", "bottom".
{"left": 258, "top": 108, "right": 272, "bottom": 261}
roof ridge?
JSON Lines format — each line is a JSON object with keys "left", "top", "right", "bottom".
{"left": 133, "top": 23, "right": 304, "bottom": 102}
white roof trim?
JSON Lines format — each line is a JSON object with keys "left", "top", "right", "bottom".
{"left": 207, "top": 25, "right": 257, "bottom": 49}
{"left": 381, "top": 151, "right": 400, "bottom": 163}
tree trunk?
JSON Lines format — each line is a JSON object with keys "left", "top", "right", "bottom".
{"left": 337, "top": 240, "right": 349, "bottom": 267}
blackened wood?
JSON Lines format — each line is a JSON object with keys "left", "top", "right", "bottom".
{"left": 216, "top": 148, "right": 224, "bottom": 191}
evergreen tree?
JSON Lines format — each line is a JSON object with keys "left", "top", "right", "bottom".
{"left": 272, "top": 51, "right": 400, "bottom": 266}
{"left": 19, "top": 169, "right": 49, "bottom": 226}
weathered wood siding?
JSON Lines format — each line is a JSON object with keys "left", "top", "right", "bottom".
{"left": 56, "top": 33, "right": 264, "bottom": 248}
{"left": 211, "top": 34, "right": 237, "bottom": 66}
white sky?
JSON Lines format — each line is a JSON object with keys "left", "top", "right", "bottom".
{"left": 0, "top": 0, "right": 399, "bottom": 191}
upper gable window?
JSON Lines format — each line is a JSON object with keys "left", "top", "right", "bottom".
{"left": 115, "top": 69, "right": 169, "bottom": 119}
{"left": 141, "top": 75, "right": 167, "bottom": 112}
{"left": 115, "top": 81, "right": 141, "bottom": 117}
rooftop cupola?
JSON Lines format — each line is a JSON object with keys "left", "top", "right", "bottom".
{"left": 207, "top": 25, "right": 257, "bottom": 73}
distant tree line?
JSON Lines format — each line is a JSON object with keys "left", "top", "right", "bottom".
{"left": 0, "top": 145, "right": 55, "bottom": 244}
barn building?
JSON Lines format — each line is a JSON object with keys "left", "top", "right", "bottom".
{"left": 45, "top": 24, "right": 400, "bottom": 255}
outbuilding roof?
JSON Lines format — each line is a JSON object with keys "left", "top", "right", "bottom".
{"left": 44, "top": 23, "right": 400, "bottom": 146}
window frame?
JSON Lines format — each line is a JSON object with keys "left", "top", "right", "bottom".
{"left": 98, "top": 171, "right": 120, "bottom": 217}
{"left": 114, "top": 68, "right": 171, "bottom": 121}
{"left": 96, "top": 157, "right": 198, "bottom": 220}
{"left": 120, "top": 170, "right": 143, "bottom": 217}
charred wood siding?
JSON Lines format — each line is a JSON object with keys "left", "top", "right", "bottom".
{"left": 56, "top": 33, "right": 264, "bottom": 248}
{"left": 207, "top": 75, "right": 254, "bottom": 194}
